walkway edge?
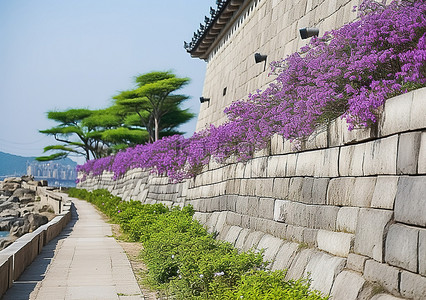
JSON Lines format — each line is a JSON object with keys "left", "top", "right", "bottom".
{"left": 0, "top": 192, "right": 73, "bottom": 297}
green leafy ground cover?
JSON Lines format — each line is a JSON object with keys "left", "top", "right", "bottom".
{"left": 68, "top": 188, "right": 328, "bottom": 300}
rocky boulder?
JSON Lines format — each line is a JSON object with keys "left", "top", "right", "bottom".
{"left": 0, "top": 175, "right": 56, "bottom": 250}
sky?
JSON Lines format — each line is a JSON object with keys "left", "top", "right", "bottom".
{"left": 0, "top": 0, "right": 215, "bottom": 164}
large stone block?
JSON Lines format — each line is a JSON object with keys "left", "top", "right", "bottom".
{"left": 303, "top": 252, "right": 346, "bottom": 295}
{"left": 419, "top": 132, "right": 426, "bottom": 174}
{"left": 270, "top": 134, "right": 285, "bottom": 155}
{"left": 339, "top": 144, "right": 365, "bottom": 176}
{"left": 394, "top": 176, "right": 426, "bottom": 226}
{"left": 247, "top": 196, "right": 259, "bottom": 217}
{"left": 314, "top": 205, "right": 339, "bottom": 231}
{"left": 363, "top": 135, "right": 398, "bottom": 175}
{"left": 397, "top": 132, "right": 422, "bottom": 174}
{"left": 303, "top": 228, "right": 318, "bottom": 247}
{"left": 385, "top": 223, "right": 418, "bottom": 273}
{"left": 256, "top": 234, "right": 284, "bottom": 266}
{"left": 255, "top": 179, "right": 274, "bottom": 198}
{"left": 286, "top": 153, "right": 298, "bottom": 176}
{"left": 286, "top": 248, "right": 315, "bottom": 281}
{"left": 251, "top": 157, "right": 268, "bottom": 177}
{"left": 352, "top": 177, "right": 376, "bottom": 207}
{"left": 267, "top": 155, "right": 287, "bottom": 177}
{"left": 354, "top": 208, "right": 393, "bottom": 262}
{"left": 271, "top": 242, "right": 299, "bottom": 271}
{"left": 380, "top": 91, "right": 413, "bottom": 136}
{"left": 295, "top": 151, "right": 318, "bottom": 176}
{"left": 273, "top": 199, "right": 290, "bottom": 222}
{"left": 234, "top": 228, "right": 251, "bottom": 250}
{"left": 419, "top": 229, "right": 426, "bottom": 276}
{"left": 311, "top": 178, "right": 329, "bottom": 205}
{"left": 223, "top": 226, "right": 243, "bottom": 246}
{"left": 271, "top": 178, "right": 290, "bottom": 199}
{"left": 241, "top": 231, "right": 265, "bottom": 252}
{"left": 314, "top": 148, "right": 340, "bottom": 177}
{"left": 272, "top": 221, "right": 288, "bottom": 240}
{"left": 327, "top": 177, "right": 356, "bottom": 206}
{"left": 235, "top": 196, "right": 249, "bottom": 215}
{"left": 347, "top": 253, "right": 368, "bottom": 273}
{"left": 410, "top": 87, "right": 426, "bottom": 130}
{"left": 317, "top": 229, "right": 353, "bottom": 257}
{"left": 371, "top": 176, "right": 399, "bottom": 209}
{"left": 364, "top": 259, "right": 400, "bottom": 295}
{"left": 258, "top": 198, "right": 275, "bottom": 220}
{"left": 288, "top": 177, "right": 304, "bottom": 202}
{"left": 285, "top": 224, "right": 305, "bottom": 243}
{"left": 336, "top": 206, "right": 359, "bottom": 233}
{"left": 400, "top": 270, "right": 426, "bottom": 300}
{"left": 330, "top": 270, "right": 366, "bottom": 300}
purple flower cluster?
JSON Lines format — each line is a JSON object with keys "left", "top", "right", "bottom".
{"left": 77, "top": 0, "right": 426, "bottom": 182}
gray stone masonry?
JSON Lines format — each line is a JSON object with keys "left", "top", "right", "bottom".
{"left": 354, "top": 208, "right": 393, "bottom": 262}
{"left": 385, "top": 224, "right": 419, "bottom": 273}
{"left": 78, "top": 88, "right": 426, "bottom": 299}
{"left": 394, "top": 176, "right": 426, "bottom": 226}
{"left": 364, "top": 259, "right": 400, "bottom": 296}
{"left": 330, "top": 270, "right": 367, "bottom": 300}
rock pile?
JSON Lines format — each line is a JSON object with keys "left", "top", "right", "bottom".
{"left": 0, "top": 176, "right": 55, "bottom": 250}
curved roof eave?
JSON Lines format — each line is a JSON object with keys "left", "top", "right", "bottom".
{"left": 184, "top": 0, "right": 246, "bottom": 60}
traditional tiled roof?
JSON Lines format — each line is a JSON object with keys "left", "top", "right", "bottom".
{"left": 184, "top": 0, "right": 245, "bottom": 59}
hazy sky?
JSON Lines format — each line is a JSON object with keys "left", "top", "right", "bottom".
{"left": 0, "top": 0, "right": 215, "bottom": 163}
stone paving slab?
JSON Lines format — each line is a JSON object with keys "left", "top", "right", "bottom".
{"left": 2, "top": 196, "right": 144, "bottom": 300}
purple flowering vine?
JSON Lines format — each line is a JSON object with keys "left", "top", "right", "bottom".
{"left": 77, "top": 0, "right": 426, "bottom": 182}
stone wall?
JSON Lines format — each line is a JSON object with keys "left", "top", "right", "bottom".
{"left": 0, "top": 188, "right": 72, "bottom": 298}
{"left": 197, "top": 0, "right": 359, "bottom": 130}
{"left": 78, "top": 88, "right": 426, "bottom": 299}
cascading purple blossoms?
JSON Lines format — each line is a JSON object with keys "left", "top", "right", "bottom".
{"left": 77, "top": 0, "right": 426, "bottom": 182}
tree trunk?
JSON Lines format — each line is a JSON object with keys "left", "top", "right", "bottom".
{"left": 154, "top": 117, "right": 159, "bottom": 142}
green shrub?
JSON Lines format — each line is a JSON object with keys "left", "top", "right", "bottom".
{"left": 215, "top": 270, "right": 328, "bottom": 300}
{"left": 68, "top": 188, "right": 328, "bottom": 300}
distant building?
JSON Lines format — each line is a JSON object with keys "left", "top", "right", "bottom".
{"left": 27, "top": 161, "right": 76, "bottom": 187}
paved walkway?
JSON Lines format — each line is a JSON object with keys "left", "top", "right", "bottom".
{"left": 3, "top": 196, "right": 144, "bottom": 300}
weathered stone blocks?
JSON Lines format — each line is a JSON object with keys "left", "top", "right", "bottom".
{"left": 419, "top": 229, "right": 426, "bottom": 276}
{"left": 364, "top": 259, "right": 400, "bottom": 295}
{"left": 394, "top": 176, "right": 426, "bottom": 226}
{"left": 330, "top": 270, "right": 366, "bottom": 300}
{"left": 347, "top": 253, "right": 368, "bottom": 273}
{"left": 397, "top": 132, "right": 422, "bottom": 174}
{"left": 400, "top": 270, "right": 426, "bottom": 300}
{"left": 303, "top": 252, "right": 346, "bottom": 295}
{"left": 271, "top": 241, "right": 299, "bottom": 271}
{"left": 256, "top": 234, "right": 284, "bottom": 266}
{"left": 380, "top": 92, "right": 413, "bottom": 137}
{"left": 354, "top": 208, "right": 393, "bottom": 262}
{"left": 317, "top": 229, "right": 353, "bottom": 257}
{"left": 418, "top": 131, "right": 426, "bottom": 174}
{"left": 336, "top": 206, "right": 359, "bottom": 233}
{"left": 385, "top": 223, "right": 418, "bottom": 273}
{"left": 363, "top": 135, "right": 398, "bottom": 175}
{"left": 286, "top": 248, "right": 315, "bottom": 281}
{"left": 371, "top": 176, "right": 399, "bottom": 209}
{"left": 410, "top": 87, "right": 426, "bottom": 131}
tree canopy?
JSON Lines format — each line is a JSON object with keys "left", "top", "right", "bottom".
{"left": 37, "top": 71, "right": 194, "bottom": 162}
